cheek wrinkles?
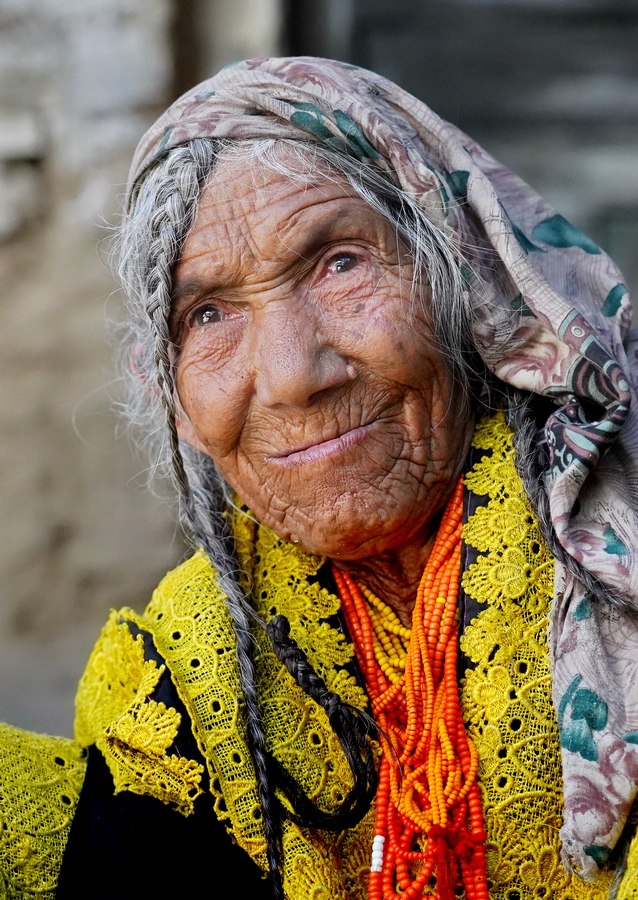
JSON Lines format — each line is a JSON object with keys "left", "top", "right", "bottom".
{"left": 179, "top": 319, "right": 245, "bottom": 368}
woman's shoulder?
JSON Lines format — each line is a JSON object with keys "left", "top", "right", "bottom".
{"left": 147, "top": 548, "right": 222, "bottom": 611}
{"left": 72, "top": 549, "right": 224, "bottom": 813}
{"left": 139, "top": 547, "right": 236, "bottom": 648}
{"left": 0, "top": 724, "right": 86, "bottom": 899}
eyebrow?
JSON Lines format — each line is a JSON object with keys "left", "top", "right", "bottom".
{"left": 171, "top": 277, "right": 207, "bottom": 310}
{"left": 169, "top": 199, "right": 388, "bottom": 315}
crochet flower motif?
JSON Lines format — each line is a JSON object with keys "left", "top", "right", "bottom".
{"left": 464, "top": 546, "right": 550, "bottom": 609}
{"left": 74, "top": 611, "right": 151, "bottom": 745}
{"left": 483, "top": 815, "right": 522, "bottom": 886}
{"left": 465, "top": 457, "right": 515, "bottom": 502}
{"left": 102, "top": 694, "right": 204, "bottom": 815}
{"left": 519, "top": 826, "right": 571, "bottom": 896}
{"left": 463, "top": 496, "right": 531, "bottom": 553}
{"left": 471, "top": 665, "right": 512, "bottom": 724}
{"left": 492, "top": 547, "right": 540, "bottom": 600}
{"left": 108, "top": 699, "right": 180, "bottom": 754}
{"left": 76, "top": 614, "right": 205, "bottom": 815}
{"left": 460, "top": 604, "right": 525, "bottom": 669}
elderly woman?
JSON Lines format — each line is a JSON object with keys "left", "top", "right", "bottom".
{"left": 2, "top": 56, "right": 638, "bottom": 900}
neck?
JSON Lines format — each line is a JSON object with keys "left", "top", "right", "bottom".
{"left": 332, "top": 530, "right": 438, "bottom": 629}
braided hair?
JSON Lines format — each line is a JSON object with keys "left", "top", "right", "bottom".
{"left": 116, "top": 139, "right": 288, "bottom": 894}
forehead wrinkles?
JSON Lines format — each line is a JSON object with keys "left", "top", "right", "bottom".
{"left": 179, "top": 162, "right": 366, "bottom": 284}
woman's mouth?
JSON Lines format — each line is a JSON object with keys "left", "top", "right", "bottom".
{"left": 271, "top": 423, "right": 374, "bottom": 467}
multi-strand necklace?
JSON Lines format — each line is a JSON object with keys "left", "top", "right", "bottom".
{"left": 333, "top": 477, "right": 489, "bottom": 900}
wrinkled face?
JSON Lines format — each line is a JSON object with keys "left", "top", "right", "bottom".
{"left": 171, "top": 154, "right": 472, "bottom": 560}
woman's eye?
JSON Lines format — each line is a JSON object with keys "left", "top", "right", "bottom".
{"left": 190, "top": 304, "right": 224, "bottom": 327}
{"left": 327, "top": 252, "right": 359, "bottom": 275}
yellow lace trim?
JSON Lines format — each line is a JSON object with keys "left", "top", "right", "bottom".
{"left": 75, "top": 611, "right": 204, "bottom": 815}
{"left": 0, "top": 724, "right": 86, "bottom": 899}
{"left": 619, "top": 826, "right": 638, "bottom": 899}
{"left": 460, "top": 411, "right": 614, "bottom": 899}
{"left": 139, "top": 524, "right": 374, "bottom": 899}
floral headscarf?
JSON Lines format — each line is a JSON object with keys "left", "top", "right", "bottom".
{"left": 126, "top": 56, "right": 638, "bottom": 879}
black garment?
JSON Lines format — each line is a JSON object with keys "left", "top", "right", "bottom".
{"left": 56, "top": 745, "right": 272, "bottom": 899}
{"left": 56, "top": 624, "right": 272, "bottom": 900}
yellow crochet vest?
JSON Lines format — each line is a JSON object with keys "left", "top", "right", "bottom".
{"left": 70, "top": 412, "right": 634, "bottom": 899}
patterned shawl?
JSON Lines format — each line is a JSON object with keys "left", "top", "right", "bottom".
{"left": 126, "top": 56, "right": 638, "bottom": 879}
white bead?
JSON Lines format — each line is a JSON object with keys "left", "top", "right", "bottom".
{"left": 370, "top": 834, "right": 385, "bottom": 873}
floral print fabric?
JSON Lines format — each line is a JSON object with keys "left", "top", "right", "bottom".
{"left": 126, "top": 55, "right": 638, "bottom": 879}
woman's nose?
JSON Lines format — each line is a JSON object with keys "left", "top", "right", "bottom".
{"left": 252, "top": 306, "right": 352, "bottom": 409}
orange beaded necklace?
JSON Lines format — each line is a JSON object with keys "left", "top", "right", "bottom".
{"left": 333, "top": 477, "right": 488, "bottom": 900}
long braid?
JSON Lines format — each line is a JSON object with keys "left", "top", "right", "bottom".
{"left": 119, "top": 140, "right": 285, "bottom": 898}
{"left": 267, "top": 614, "right": 378, "bottom": 830}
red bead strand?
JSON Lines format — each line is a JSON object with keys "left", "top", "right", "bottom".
{"left": 333, "top": 477, "right": 488, "bottom": 900}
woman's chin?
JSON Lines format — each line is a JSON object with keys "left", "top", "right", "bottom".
{"left": 269, "top": 512, "right": 426, "bottom": 562}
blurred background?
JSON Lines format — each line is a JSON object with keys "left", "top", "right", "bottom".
{"left": 1, "top": 0, "right": 637, "bottom": 735}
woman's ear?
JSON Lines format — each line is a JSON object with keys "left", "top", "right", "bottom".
{"left": 129, "top": 341, "right": 158, "bottom": 397}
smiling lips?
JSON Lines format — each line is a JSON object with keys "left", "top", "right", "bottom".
{"left": 272, "top": 423, "right": 374, "bottom": 467}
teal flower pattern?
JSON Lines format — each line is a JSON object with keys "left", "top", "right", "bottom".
{"left": 531, "top": 214, "right": 601, "bottom": 254}
{"left": 558, "top": 676, "right": 608, "bottom": 762}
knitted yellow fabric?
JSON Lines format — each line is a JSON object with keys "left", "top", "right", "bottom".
{"left": 0, "top": 725, "right": 86, "bottom": 899}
